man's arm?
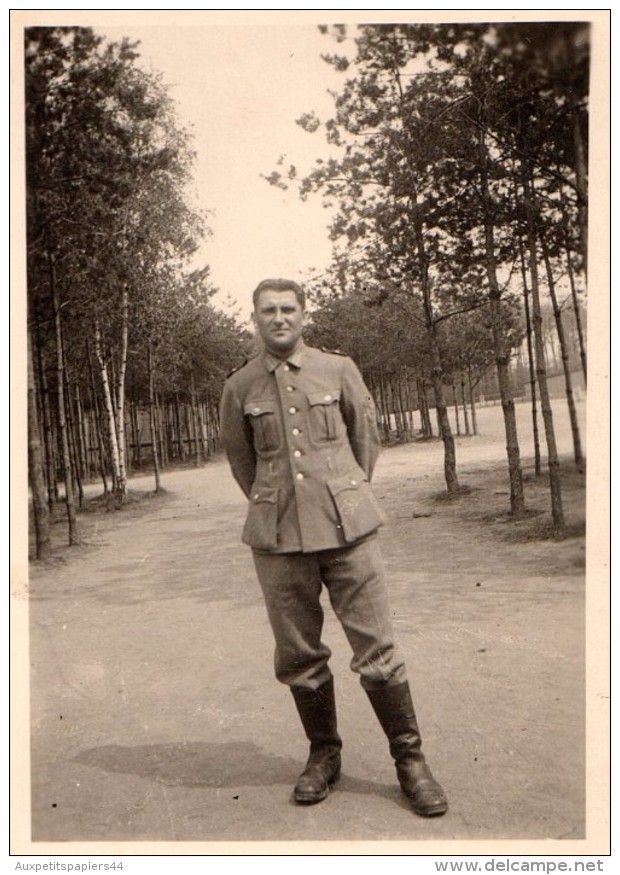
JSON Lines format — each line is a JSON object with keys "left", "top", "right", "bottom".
{"left": 219, "top": 380, "right": 256, "bottom": 497}
{"left": 339, "top": 357, "right": 381, "bottom": 480}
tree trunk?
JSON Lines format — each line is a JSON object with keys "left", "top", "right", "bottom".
{"left": 64, "top": 372, "right": 84, "bottom": 508}
{"left": 525, "top": 171, "right": 565, "bottom": 535}
{"left": 518, "top": 237, "right": 542, "bottom": 476}
{"left": 28, "top": 324, "right": 51, "bottom": 559}
{"left": 397, "top": 376, "right": 412, "bottom": 441}
{"left": 468, "top": 371, "right": 478, "bottom": 436}
{"left": 156, "top": 394, "right": 168, "bottom": 468}
{"left": 559, "top": 184, "right": 587, "bottom": 385}
{"left": 569, "top": 93, "right": 588, "bottom": 276}
{"left": 147, "top": 343, "right": 162, "bottom": 492}
{"left": 183, "top": 402, "right": 193, "bottom": 461}
{"left": 412, "top": 204, "right": 459, "bottom": 491}
{"left": 540, "top": 235, "right": 584, "bottom": 470}
{"left": 87, "top": 343, "right": 109, "bottom": 496}
{"left": 452, "top": 381, "right": 461, "bottom": 436}
{"left": 74, "top": 383, "right": 89, "bottom": 484}
{"left": 113, "top": 287, "right": 129, "bottom": 502}
{"left": 377, "top": 369, "right": 390, "bottom": 440}
{"left": 564, "top": 241, "right": 587, "bottom": 386}
{"left": 34, "top": 320, "right": 58, "bottom": 512}
{"left": 175, "top": 393, "right": 186, "bottom": 461}
{"left": 428, "top": 324, "right": 459, "bottom": 493}
{"left": 51, "top": 261, "right": 79, "bottom": 544}
{"left": 197, "top": 399, "right": 208, "bottom": 461}
{"left": 460, "top": 379, "right": 470, "bottom": 436}
{"left": 418, "top": 379, "right": 433, "bottom": 438}
{"left": 94, "top": 321, "right": 121, "bottom": 497}
{"left": 479, "top": 132, "right": 525, "bottom": 516}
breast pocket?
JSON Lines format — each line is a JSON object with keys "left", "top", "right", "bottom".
{"left": 308, "top": 389, "right": 344, "bottom": 443}
{"left": 244, "top": 399, "right": 281, "bottom": 453}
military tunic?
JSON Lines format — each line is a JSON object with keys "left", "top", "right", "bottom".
{"left": 220, "top": 342, "right": 387, "bottom": 554}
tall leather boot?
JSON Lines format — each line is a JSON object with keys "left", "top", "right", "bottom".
{"left": 290, "top": 677, "right": 342, "bottom": 804}
{"left": 366, "top": 681, "right": 448, "bottom": 817}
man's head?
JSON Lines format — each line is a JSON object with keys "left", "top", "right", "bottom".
{"left": 252, "top": 278, "right": 305, "bottom": 310}
{"left": 252, "top": 278, "right": 307, "bottom": 358}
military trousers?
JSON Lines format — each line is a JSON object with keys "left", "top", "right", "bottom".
{"left": 252, "top": 536, "right": 407, "bottom": 691}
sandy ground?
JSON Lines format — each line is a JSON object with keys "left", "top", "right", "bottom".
{"left": 21, "top": 398, "right": 599, "bottom": 850}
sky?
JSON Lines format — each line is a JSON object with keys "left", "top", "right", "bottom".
{"left": 99, "top": 21, "right": 347, "bottom": 322}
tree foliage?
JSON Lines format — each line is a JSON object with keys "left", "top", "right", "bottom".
{"left": 268, "top": 22, "right": 587, "bottom": 523}
{"left": 26, "top": 27, "right": 248, "bottom": 551}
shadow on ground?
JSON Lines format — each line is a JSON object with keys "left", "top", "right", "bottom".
{"left": 75, "top": 740, "right": 401, "bottom": 803}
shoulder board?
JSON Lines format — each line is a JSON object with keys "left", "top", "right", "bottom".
{"left": 226, "top": 358, "right": 249, "bottom": 379}
{"left": 319, "top": 346, "right": 348, "bottom": 357}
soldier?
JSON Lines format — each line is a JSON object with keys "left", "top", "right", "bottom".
{"left": 219, "top": 278, "right": 447, "bottom": 817}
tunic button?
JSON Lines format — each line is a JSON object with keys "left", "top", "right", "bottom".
{"left": 283, "top": 364, "right": 290, "bottom": 371}
{"left": 253, "top": 407, "right": 260, "bottom": 413}
{"left": 324, "top": 394, "right": 332, "bottom": 401}
{"left": 296, "top": 472, "right": 304, "bottom": 480}
{"left": 350, "top": 479, "right": 357, "bottom": 486}
{"left": 292, "top": 428, "right": 300, "bottom": 436}
{"left": 286, "top": 385, "right": 294, "bottom": 392}
{"left": 254, "top": 493, "right": 260, "bottom": 500}
{"left": 288, "top": 406, "right": 297, "bottom": 414}
{"left": 293, "top": 450, "right": 301, "bottom": 458}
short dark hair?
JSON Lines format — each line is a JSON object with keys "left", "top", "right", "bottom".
{"left": 252, "top": 278, "right": 306, "bottom": 310}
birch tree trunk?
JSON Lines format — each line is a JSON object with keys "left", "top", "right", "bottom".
{"left": 64, "top": 370, "right": 84, "bottom": 508}
{"left": 94, "top": 320, "right": 121, "bottom": 497}
{"left": 34, "top": 323, "right": 58, "bottom": 511}
{"left": 113, "top": 287, "right": 129, "bottom": 502}
{"left": 87, "top": 343, "right": 109, "bottom": 496}
{"left": 51, "top": 263, "right": 79, "bottom": 544}
{"left": 28, "top": 324, "right": 51, "bottom": 559}
{"left": 147, "top": 342, "right": 162, "bottom": 492}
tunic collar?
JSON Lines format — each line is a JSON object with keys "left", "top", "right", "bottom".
{"left": 262, "top": 340, "right": 306, "bottom": 372}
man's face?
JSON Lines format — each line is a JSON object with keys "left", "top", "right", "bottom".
{"left": 252, "top": 288, "right": 306, "bottom": 357}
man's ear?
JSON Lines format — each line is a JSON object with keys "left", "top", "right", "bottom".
{"left": 302, "top": 310, "right": 310, "bottom": 328}
{"left": 250, "top": 311, "right": 257, "bottom": 329}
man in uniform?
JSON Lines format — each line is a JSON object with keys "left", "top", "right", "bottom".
{"left": 219, "top": 278, "right": 447, "bottom": 817}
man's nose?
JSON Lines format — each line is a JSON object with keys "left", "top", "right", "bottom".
{"left": 273, "top": 310, "right": 285, "bottom": 324}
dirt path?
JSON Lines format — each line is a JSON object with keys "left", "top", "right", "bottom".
{"left": 23, "top": 399, "right": 591, "bottom": 848}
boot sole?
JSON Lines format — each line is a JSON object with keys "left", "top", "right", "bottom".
{"left": 404, "top": 793, "right": 449, "bottom": 817}
{"left": 294, "top": 770, "right": 341, "bottom": 805}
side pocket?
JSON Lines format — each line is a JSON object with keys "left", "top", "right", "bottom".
{"left": 326, "top": 471, "right": 387, "bottom": 543}
{"left": 242, "top": 486, "right": 279, "bottom": 551}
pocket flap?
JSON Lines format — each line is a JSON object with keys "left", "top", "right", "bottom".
{"left": 308, "top": 389, "right": 340, "bottom": 407}
{"left": 327, "top": 470, "right": 366, "bottom": 498}
{"left": 250, "top": 485, "right": 278, "bottom": 505}
{"left": 244, "top": 399, "right": 277, "bottom": 417}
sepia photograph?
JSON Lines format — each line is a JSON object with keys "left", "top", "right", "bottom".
{"left": 10, "top": 8, "right": 610, "bottom": 858}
